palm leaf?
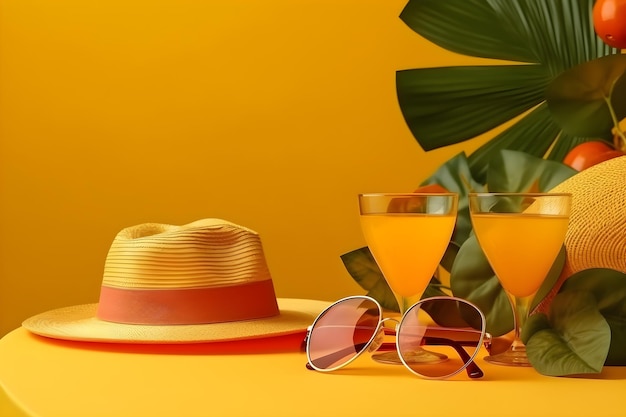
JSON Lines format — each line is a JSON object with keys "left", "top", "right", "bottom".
{"left": 467, "top": 104, "right": 562, "bottom": 182}
{"left": 485, "top": 0, "right": 615, "bottom": 71}
{"left": 399, "top": 0, "right": 537, "bottom": 62}
{"left": 396, "top": 65, "right": 551, "bottom": 150}
{"left": 396, "top": 0, "right": 621, "bottom": 178}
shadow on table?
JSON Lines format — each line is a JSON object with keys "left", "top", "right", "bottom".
{"left": 28, "top": 330, "right": 308, "bottom": 355}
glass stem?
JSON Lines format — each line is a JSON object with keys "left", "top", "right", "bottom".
{"left": 509, "top": 293, "right": 533, "bottom": 352}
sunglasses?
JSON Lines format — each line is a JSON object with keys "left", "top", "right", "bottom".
{"left": 304, "top": 295, "right": 492, "bottom": 380}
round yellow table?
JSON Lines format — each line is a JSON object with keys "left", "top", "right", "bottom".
{"left": 0, "top": 326, "right": 624, "bottom": 417}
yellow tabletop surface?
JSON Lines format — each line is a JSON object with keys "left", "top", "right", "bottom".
{"left": 1, "top": 326, "right": 625, "bottom": 417}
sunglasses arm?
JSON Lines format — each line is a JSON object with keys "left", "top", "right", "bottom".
{"left": 422, "top": 336, "right": 484, "bottom": 379}
{"left": 386, "top": 328, "right": 486, "bottom": 379}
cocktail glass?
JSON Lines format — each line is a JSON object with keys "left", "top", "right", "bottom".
{"left": 358, "top": 193, "right": 458, "bottom": 365}
{"left": 468, "top": 192, "right": 572, "bottom": 366}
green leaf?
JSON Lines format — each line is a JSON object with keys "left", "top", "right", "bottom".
{"left": 486, "top": 149, "right": 577, "bottom": 192}
{"left": 467, "top": 104, "right": 565, "bottom": 183}
{"left": 449, "top": 235, "right": 513, "bottom": 336}
{"left": 524, "top": 291, "right": 610, "bottom": 376}
{"left": 439, "top": 241, "right": 460, "bottom": 273}
{"left": 522, "top": 312, "right": 551, "bottom": 340}
{"left": 546, "top": 54, "right": 626, "bottom": 137}
{"left": 485, "top": 0, "right": 616, "bottom": 71}
{"left": 559, "top": 268, "right": 626, "bottom": 366}
{"left": 421, "top": 278, "right": 449, "bottom": 299}
{"left": 396, "top": 65, "right": 550, "bottom": 149}
{"left": 399, "top": 0, "right": 540, "bottom": 63}
{"left": 530, "top": 246, "right": 567, "bottom": 312}
{"left": 523, "top": 268, "right": 626, "bottom": 376}
{"left": 340, "top": 247, "right": 399, "bottom": 311}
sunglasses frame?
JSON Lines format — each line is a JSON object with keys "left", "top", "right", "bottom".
{"left": 304, "top": 295, "right": 490, "bottom": 380}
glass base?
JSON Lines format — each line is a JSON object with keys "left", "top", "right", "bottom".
{"left": 484, "top": 348, "right": 532, "bottom": 367}
{"left": 371, "top": 349, "right": 448, "bottom": 365}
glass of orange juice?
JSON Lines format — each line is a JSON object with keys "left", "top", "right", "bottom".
{"left": 358, "top": 193, "right": 458, "bottom": 364}
{"left": 468, "top": 192, "right": 572, "bottom": 367}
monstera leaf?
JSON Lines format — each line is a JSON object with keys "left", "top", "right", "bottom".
{"left": 396, "top": 0, "right": 622, "bottom": 183}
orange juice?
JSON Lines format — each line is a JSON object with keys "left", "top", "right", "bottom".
{"left": 359, "top": 214, "right": 456, "bottom": 297}
{"left": 471, "top": 213, "right": 569, "bottom": 297}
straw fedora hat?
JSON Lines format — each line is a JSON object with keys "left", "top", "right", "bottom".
{"left": 23, "top": 219, "right": 329, "bottom": 343}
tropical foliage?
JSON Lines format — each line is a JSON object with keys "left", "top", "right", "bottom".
{"left": 342, "top": 150, "right": 577, "bottom": 335}
{"left": 395, "top": 0, "right": 624, "bottom": 183}
{"left": 342, "top": 0, "right": 626, "bottom": 376}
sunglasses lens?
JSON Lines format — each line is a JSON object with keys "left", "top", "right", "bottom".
{"left": 307, "top": 297, "right": 381, "bottom": 371}
{"left": 397, "top": 298, "right": 486, "bottom": 379}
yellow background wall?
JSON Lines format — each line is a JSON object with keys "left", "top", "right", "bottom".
{"left": 0, "top": 0, "right": 494, "bottom": 338}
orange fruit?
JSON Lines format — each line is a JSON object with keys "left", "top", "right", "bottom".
{"left": 593, "top": 0, "right": 626, "bottom": 48}
{"left": 563, "top": 141, "right": 624, "bottom": 171}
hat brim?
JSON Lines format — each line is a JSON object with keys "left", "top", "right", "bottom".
{"left": 22, "top": 298, "right": 330, "bottom": 344}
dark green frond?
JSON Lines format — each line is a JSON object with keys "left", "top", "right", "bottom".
{"left": 396, "top": 65, "right": 550, "bottom": 150}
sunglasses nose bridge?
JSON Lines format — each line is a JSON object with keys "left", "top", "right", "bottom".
{"left": 381, "top": 317, "right": 399, "bottom": 326}
{"left": 367, "top": 318, "right": 399, "bottom": 353}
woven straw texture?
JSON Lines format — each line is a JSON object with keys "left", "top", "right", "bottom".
{"left": 102, "top": 218, "right": 271, "bottom": 289}
{"left": 549, "top": 155, "right": 626, "bottom": 275}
